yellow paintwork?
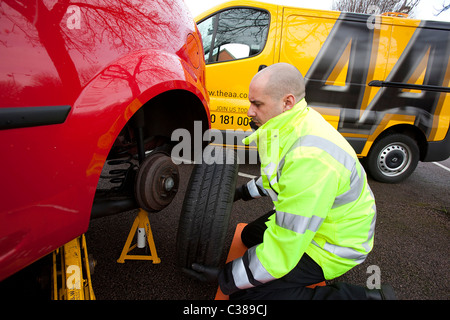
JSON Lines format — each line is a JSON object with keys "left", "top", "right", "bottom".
{"left": 198, "top": 1, "right": 278, "bottom": 132}
{"left": 360, "top": 114, "right": 416, "bottom": 156}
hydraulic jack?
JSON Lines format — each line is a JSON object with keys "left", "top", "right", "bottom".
{"left": 52, "top": 234, "right": 96, "bottom": 300}
{"left": 117, "top": 208, "right": 161, "bottom": 264}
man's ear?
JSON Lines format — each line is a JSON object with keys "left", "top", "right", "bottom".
{"left": 283, "top": 94, "right": 296, "bottom": 111}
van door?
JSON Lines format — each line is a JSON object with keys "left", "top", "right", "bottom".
{"left": 197, "top": 5, "right": 277, "bottom": 147}
{"left": 279, "top": 8, "right": 390, "bottom": 153}
{"left": 370, "top": 19, "right": 450, "bottom": 141}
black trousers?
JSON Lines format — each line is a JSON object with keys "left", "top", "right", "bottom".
{"left": 230, "top": 210, "right": 368, "bottom": 300}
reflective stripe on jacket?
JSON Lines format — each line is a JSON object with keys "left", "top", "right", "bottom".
{"left": 218, "top": 99, "right": 376, "bottom": 295}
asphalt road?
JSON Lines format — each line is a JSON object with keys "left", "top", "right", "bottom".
{"left": 84, "top": 157, "right": 450, "bottom": 301}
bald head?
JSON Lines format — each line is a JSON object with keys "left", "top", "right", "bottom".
{"left": 247, "top": 63, "right": 306, "bottom": 126}
{"left": 252, "top": 63, "right": 305, "bottom": 102}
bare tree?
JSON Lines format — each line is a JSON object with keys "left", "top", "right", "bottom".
{"left": 332, "top": 0, "right": 420, "bottom": 16}
{"left": 435, "top": 1, "right": 450, "bottom": 15}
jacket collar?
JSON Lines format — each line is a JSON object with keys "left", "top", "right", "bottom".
{"left": 243, "top": 98, "right": 308, "bottom": 146}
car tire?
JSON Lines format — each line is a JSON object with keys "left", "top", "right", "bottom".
{"left": 364, "top": 133, "right": 419, "bottom": 183}
{"left": 176, "top": 145, "right": 239, "bottom": 269}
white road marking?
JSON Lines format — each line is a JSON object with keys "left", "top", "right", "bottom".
{"left": 238, "top": 172, "right": 257, "bottom": 179}
{"left": 432, "top": 162, "right": 450, "bottom": 173}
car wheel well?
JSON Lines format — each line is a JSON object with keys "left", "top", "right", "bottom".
{"left": 140, "top": 89, "right": 209, "bottom": 145}
{"left": 92, "top": 89, "right": 209, "bottom": 219}
{"left": 110, "top": 89, "right": 209, "bottom": 159}
{"left": 372, "top": 124, "right": 428, "bottom": 161}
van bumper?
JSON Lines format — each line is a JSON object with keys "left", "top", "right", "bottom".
{"left": 423, "top": 129, "right": 450, "bottom": 162}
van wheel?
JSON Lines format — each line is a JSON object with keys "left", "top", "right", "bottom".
{"left": 176, "top": 146, "right": 239, "bottom": 269}
{"left": 365, "top": 134, "right": 419, "bottom": 183}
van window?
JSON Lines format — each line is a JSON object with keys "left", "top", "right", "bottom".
{"left": 198, "top": 8, "right": 270, "bottom": 63}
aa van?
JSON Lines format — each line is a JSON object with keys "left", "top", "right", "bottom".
{"left": 196, "top": 0, "right": 450, "bottom": 183}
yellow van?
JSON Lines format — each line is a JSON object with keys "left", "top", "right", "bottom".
{"left": 196, "top": 0, "right": 450, "bottom": 183}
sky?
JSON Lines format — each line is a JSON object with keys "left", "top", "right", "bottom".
{"left": 184, "top": 0, "right": 450, "bottom": 22}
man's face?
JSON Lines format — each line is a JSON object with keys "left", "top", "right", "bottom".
{"left": 247, "top": 75, "right": 284, "bottom": 127}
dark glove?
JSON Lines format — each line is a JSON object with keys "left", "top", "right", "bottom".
{"left": 184, "top": 263, "right": 220, "bottom": 283}
{"left": 234, "top": 184, "right": 253, "bottom": 202}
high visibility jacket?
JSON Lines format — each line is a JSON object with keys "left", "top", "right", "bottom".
{"left": 219, "top": 99, "right": 377, "bottom": 295}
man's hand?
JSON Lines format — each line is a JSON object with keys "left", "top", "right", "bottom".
{"left": 183, "top": 263, "right": 220, "bottom": 283}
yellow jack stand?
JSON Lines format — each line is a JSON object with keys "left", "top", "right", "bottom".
{"left": 117, "top": 208, "right": 161, "bottom": 264}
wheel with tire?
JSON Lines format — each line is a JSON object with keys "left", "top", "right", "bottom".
{"left": 364, "top": 133, "right": 419, "bottom": 183}
{"left": 176, "top": 146, "right": 239, "bottom": 269}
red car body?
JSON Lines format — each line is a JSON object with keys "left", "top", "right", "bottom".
{"left": 0, "top": 0, "right": 209, "bottom": 281}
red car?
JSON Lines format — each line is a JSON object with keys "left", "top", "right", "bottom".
{"left": 0, "top": 0, "right": 210, "bottom": 282}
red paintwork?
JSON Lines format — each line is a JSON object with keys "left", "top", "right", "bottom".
{"left": 0, "top": 0, "right": 209, "bottom": 281}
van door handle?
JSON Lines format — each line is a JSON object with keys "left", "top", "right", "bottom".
{"left": 258, "top": 65, "right": 267, "bottom": 71}
{"left": 368, "top": 80, "right": 450, "bottom": 92}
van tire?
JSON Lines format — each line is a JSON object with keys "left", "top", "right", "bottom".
{"left": 364, "top": 134, "right": 419, "bottom": 183}
{"left": 176, "top": 146, "right": 239, "bottom": 269}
